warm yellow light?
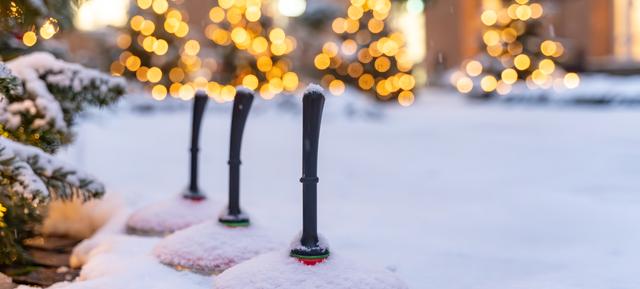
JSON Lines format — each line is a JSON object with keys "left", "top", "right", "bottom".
{"left": 314, "top": 54, "right": 331, "bottom": 70}
{"left": 540, "top": 40, "right": 557, "bottom": 56}
{"left": 397, "top": 90, "right": 414, "bottom": 107}
{"left": 368, "top": 18, "right": 384, "bottom": 34}
{"left": 242, "top": 74, "right": 259, "bottom": 90}
{"left": 347, "top": 62, "right": 364, "bottom": 78}
{"left": 398, "top": 74, "right": 416, "bottom": 90}
{"left": 515, "top": 5, "right": 532, "bottom": 20}
{"left": 563, "top": 73, "right": 580, "bottom": 89}
{"left": 332, "top": 18, "right": 346, "bottom": 34}
{"left": 116, "top": 34, "right": 131, "bottom": 49}
{"left": 136, "top": 66, "right": 149, "bottom": 81}
{"left": 539, "top": 59, "right": 555, "bottom": 75}
{"left": 345, "top": 18, "right": 360, "bottom": 34}
{"left": 143, "top": 36, "right": 156, "bottom": 52}
{"left": 282, "top": 72, "right": 299, "bottom": 91}
{"left": 137, "top": 0, "right": 152, "bottom": 9}
{"left": 481, "top": 10, "right": 498, "bottom": 26}
{"left": 501, "top": 68, "right": 518, "bottom": 84}
{"left": 209, "top": 7, "right": 225, "bottom": 23}
{"left": 483, "top": 30, "right": 501, "bottom": 46}
{"left": 515, "top": 0, "right": 529, "bottom": 4}
{"left": 219, "top": 0, "right": 235, "bottom": 9}
{"left": 358, "top": 49, "right": 372, "bottom": 63}
{"left": 22, "top": 31, "right": 37, "bottom": 47}
{"left": 175, "top": 22, "right": 189, "bottom": 37}
{"left": 125, "top": 55, "right": 141, "bottom": 71}
{"left": 530, "top": 3, "right": 543, "bottom": 18}
{"left": 39, "top": 18, "right": 59, "bottom": 39}
{"left": 465, "top": 60, "right": 483, "bottom": 77}
{"left": 456, "top": 77, "right": 473, "bottom": 94}
{"left": 245, "top": 6, "right": 261, "bottom": 22}
{"left": 130, "top": 15, "right": 144, "bottom": 31}
{"left": 251, "top": 36, "right": 269, "bottom": 54}
{"left": 374, "top": 56, "right": 391, "bottom": 72}
{"left": 206, "top": 82, "right": 220, "bottom": 99}
{"left": 110, "top": 61, "right": 125, "bottom": 75}
{"left": 531, "top": 69, "right": 547, "bottom": 85}
{"left": 341, "top": 39, "right": 358, "bottom": 55}
{"left": 514, "top": 54, "right": 531, "bottom": 70}
{"left": 257, "top": 56, "right": 273, "bottom": 72}
{"left": 348, "top": 5, "right": 364, "bottom": 19}
{"left": 147, "top": 67, "right": 163, "bottom": 83}
{"left": 169, "top": 67, "right": 185, "bottom": 82}
{"left": 501, "top": 28, "right": 517, "bottom": 43}
{"left": 170, "top": 82, "right": 182, "bottom": 97}
{"left": 231, "top": 27, "right": 249, "bottom": 44}
{"left": 269, "top": 28, "right": 286, "bottom": 43}
{"left": 481, "top": 75, "right": 498, "bottom": 92}
{"left": 329, "top": 79, "right": 345, "bottom": 96}
{"left": 152, "top": 0, "right": 168, "bottom": 14}
{"left": 358, "top": 74, "right": 375, "bottom": 90}
{"left": 179, "top": 84, "right": 195, "bottom": 100}
{"left": 487, "top": 44, "right": 503, "bottom": 57}
{"left": 152, "top": 84, "right": 167, "bottom": 100}
{"left": 140, "top": 20, "right": 155, "bottom": 36}
{"left": 322, "top": 42, "right": 339, "bottom": 57}
{"left": 184, "top": 40, "right": 200, "bottom": 56}
{"left": 154, "top": 39, "right": 169, "bottom": 55}
{"left": 226, "top": 7, "right": 243, "bottom": 24}
{"left": 221, "top": 85, "right": 236, "bottom": 101}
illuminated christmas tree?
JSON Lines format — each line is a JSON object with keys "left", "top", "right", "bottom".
{"left": 312, "top": 0, "right": 417, "bottom": 106}
{"left": 114, "top": 0, "right": 300, "bottom": 101}
{"left": 203, "top": 0, "right": 300, "bottom": 100}
{"left": 0, "top": 0, "right": 67, "bottom": 57}
{"left": 111, "top": 0, "right": 197, "bottom": 100}
{"left": 452, "top": 0, "right": 580, "bottom": 97}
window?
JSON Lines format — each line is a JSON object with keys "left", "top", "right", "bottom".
{"left": 614, "top": 0, "right": 640, "bottom": 61}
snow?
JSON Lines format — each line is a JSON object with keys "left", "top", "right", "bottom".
{"left": 125, "top": 195, "right": 219, "bottom": 236}
{"left": 5, "top": 52, "right": 125, "bottom": 131}
{"left": 214, "top": 250, "right": 407, "bottom": 289}
{"left": 0, "top": 136, "right": 104, "bottom": 199}
{"left": 153, "top": 220, "right": 282, "bottom": 274}
{"left": 46, "top": 87, "right": 640, "bottom": 289}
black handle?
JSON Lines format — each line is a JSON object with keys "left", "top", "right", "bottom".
{"left": 219, "top": 88, "right": 254, "bottom": 226}
{"left": 291, "top": 86, "right": 329, "bottom": 261}
{"left": 185, "top": 91, "right": 208, "bottom": 199}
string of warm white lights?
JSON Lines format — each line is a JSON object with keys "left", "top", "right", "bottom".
{"left": 451, "top": 0, "right": 580, "bottom": 96}
{"left": 314, "top": 0, "right": 417, "bottom": 106}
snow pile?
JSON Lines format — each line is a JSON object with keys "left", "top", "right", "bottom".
{"left": 4, "top": 52, "right": 125, "bottom": 131}
{"left": 126, "top": 195, "right": 218, "bottom": 235}
{"left": 35, "top": 235, "right": 213, "bottom": 289}
{"left": 153, "top": 220, "right": 282, "bottom": 275}
{"left": 214, "top": 250, "right": 407, "bottom": 289}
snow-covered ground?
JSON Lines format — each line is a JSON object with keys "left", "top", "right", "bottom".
{"left": 51, "top": 88, "right": 640, "bottom": 289}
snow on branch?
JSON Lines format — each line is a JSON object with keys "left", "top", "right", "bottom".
{"left": 0, "top": 136, "right": 104, "bottom": 201}
{"left": 1, "top": 52, "right": 125, "bottom": 152}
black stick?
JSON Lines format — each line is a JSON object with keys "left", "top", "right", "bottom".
{"left": 291, "top": 87, "right": 330, "bottom": 261}
{"left": 184, "top": 91, "right": 208, "bottom": 200}
{"left": 219, "top": 88, "right": 254, "bottom": 226}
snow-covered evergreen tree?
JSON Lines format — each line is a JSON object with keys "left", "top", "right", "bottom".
{"left": 0, "top": 52, "right": 125, "bottom": 264}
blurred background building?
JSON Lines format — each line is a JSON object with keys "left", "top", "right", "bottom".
{"left": 426, "top": 0, "right": 640, "bottom": 83}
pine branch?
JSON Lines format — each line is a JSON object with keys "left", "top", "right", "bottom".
{"left": 1, "top": 52, "right": 125, "bottom": 152}
{"left": 0, "top": 136, "right": 105, "bottom": 202}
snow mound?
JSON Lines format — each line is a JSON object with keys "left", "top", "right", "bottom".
{"left": 126, "top": 195, "right": 218, "bottom": 236}
{"left": 214, "top": 250, "right": 408, "bottom": 289}
{"left": 153, "top": 220, "right": 282, "bottom": 275}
